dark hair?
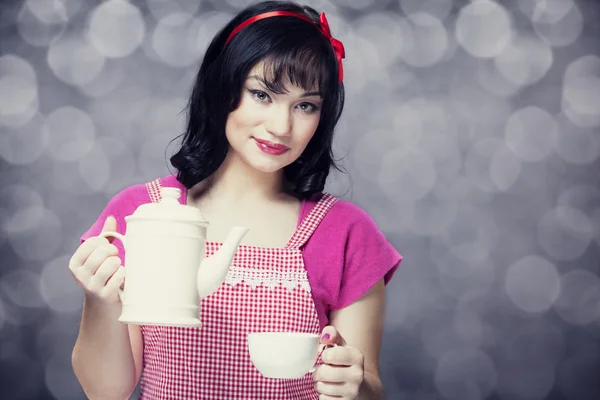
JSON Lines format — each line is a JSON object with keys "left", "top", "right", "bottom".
{"left": 169, "top": 0, "right": 345, "bottom": 199}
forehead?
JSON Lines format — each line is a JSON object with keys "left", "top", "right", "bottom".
{"left": 245, "top": 59, "right": 322, "bottom": 93}
{"left": 247, "top": 61, "right": 270, "bottom": 78}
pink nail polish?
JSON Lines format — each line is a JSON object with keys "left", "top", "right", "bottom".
{"left": 321, "top": 333, "right": 330, "bottom": 340}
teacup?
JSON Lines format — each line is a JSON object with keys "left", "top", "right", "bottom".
{"left": 248, "top": 332, "right": 334, "bottom": 379}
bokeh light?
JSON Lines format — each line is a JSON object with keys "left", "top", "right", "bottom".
{"left": 455, "top": 0, "right": 513, "bottom": 58}
{"left": 0, "top": 112, "right": 48, "bottom": 165}
{"left": 45, "top": 106, "right": 97, "bottom": 162}
{"left": 87, "top": 0, "right": 146, "bottom": 59}
{"left": 0, "top": 54, "right": 39, "bottom": 127}
{"left": 399, "top": 12, "right": 448, "bottom": 68}
{"left": 399, "top": 0, "right": 453, "bottom": 21}
{"left": 538, "top": 206, "right": 594, "bottom": 261}
{"left": 504, "top": 106, "right": 558, "bottom": 162}
{"left": 17, "top": 0, "right": 68, "bottom": 47}
{"left": 434, "top": 347, "right": 497, "bottom": 400}
{"left": 505, "top": 255, "right": 561, "bottom": 313}
{"left": 532, "top": 0, "right": 583, "bottom": 47}
{"left": 47, "top": 34, "right": 106, "bottom": 86}
{"left": 494, "top": 34, "right": 553, "bottom": 87}
{"left": 554, "top": 269, "right": 600, "bottom": 326}
{"left": 152, "top": 12, "right": 204, "bottom": 68}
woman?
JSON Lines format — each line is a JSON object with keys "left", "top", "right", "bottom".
{"left": 70, "top": 1, "right": 401, "bottom": 399}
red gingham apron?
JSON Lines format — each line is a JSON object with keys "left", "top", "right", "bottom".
{"left": 138, "top": 178, "right": 338, "bottom": 400}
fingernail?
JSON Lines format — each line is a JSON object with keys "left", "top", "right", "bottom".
{"left": 321, "top": 333, "right": 330, "bottom": 340}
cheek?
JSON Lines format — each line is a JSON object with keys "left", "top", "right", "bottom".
{"left": 296, "top": 116, "right": 320, "bottom": 144}
{"left": 226, "top": 98, "right": 263, "bottom": 133}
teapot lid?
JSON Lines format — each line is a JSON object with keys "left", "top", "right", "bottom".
{"left": 129, "top": 187, "right": 208, "bottom": 224}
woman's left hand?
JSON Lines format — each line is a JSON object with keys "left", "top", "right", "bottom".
{"left": 312, "top": 326, "right": 364, "bottom": 399}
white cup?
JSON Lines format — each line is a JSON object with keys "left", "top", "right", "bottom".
{"left": 248, "top": 332, "right": 334, "bottom": 379}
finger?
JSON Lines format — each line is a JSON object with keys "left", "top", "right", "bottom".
{"left": 315, "top": 381, "right": 345, "bottom": 397}
{"left": 104, "top": 265, "right": 125, "bottom": 293}
{"left": 322, "top": 346, "right": 363, "bottom": 367}
{"left": 76, "top": 244, "right": 119, "bottom": 281}
{"left": 320, "top": 326, "right": 346, "bottom": 346}
{"left": 101, "top": 215, "right": 118, "bottom": 244}
{"left": 312, "top": 363, "right": 347, "bottom": 383}
{"left": 89, "top": 256, "right": 121, "bottom": 288}
{"left": 69, "top": 236, "right": 109, "bottom": 272}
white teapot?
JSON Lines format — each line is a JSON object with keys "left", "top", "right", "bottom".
{"left": 100, "top": 187, "right": 248, "bottom": 327}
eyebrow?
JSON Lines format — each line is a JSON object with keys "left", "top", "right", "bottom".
{"left": 247, "top": 75, "right": 322, "bottom": 98}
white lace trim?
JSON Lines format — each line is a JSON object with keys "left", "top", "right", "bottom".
{"left": 225, "top": 265, "right": 311, "bottom": 293}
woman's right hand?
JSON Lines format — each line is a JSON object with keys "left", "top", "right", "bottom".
{"left": 69, "top": 215, "right": 125, "bottom": 305}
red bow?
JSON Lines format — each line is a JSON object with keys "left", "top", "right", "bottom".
{"left": 318, "top": 12, "right": 345, "bottom": 84}
{"left": 224, "top": 11, "right": 346, "bottom": 84}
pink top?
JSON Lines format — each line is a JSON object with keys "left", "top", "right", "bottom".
{"left": 81, "top": 174, "right": 402, "bottom": 329}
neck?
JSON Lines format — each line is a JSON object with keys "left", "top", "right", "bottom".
{"left": 206, "top": 148, "right": 286, "bottom": 202}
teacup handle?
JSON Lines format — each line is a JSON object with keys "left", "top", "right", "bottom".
{"left": 309, "top": 343, "right": 338, "bottom": 373}
{"left": 98, "top": 231, "right": 126, "bottom": 301}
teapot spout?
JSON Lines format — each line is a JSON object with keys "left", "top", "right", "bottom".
{"left": 197, "top": 226, "right": 249, "bottom": 297}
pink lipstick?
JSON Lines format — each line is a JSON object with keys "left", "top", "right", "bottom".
{"left": 254, "top": 138, "right": 290, "bottom": 156}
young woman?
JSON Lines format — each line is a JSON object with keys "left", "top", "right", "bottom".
{"left": 70, "top": 1, "right": 401, "bottom": 399}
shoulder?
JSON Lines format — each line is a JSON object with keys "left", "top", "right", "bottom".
{"left": 106, "top": 174, "right": 179, "bottom": 210}
{"left": 302, "top": 193, "right": 388, "bottom": 248}
{"left": 311, "top": 193, "right": 399, "bottom": 262}
{"left": 107, "top": 182, "right": 150, "bottom": 211}
{"left": 319, "top": 194, "right": 380, "bottom": 232}
{"left": 329, "top": 197, "right": 373, "bottom": 221}
{"left": 80, "top": 174, "right": 184, "bottom": 247}
{"left": 302, "top": 193, "right": 401, "bottom": 313}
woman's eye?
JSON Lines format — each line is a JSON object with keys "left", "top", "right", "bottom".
{"left": 250, "top": 90, "right": 270, "bottom": 102}
{"left": 298, "top": 103, "right": 319, "bottom": 113}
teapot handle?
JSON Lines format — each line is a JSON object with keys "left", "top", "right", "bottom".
{"left": 98, "top": 231, "right": 126, "bottom": 301}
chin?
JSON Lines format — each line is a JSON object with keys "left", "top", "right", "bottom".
{"left": 248, "top": 159, "right": 289, "bottom": 173}
{"left": 244, "top": 146, "right": 296, "bottom": 173}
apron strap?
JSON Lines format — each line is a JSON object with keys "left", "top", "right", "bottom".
{"left": 146, "top": 178, "right": 336, "bottom": 250}
{"left": 146, "top": 177, "right": 163, "bottom": 203}
{"left": 285, "top": 193, "right": 338, "bottom": 250}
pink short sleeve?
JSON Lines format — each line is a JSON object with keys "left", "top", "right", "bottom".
{"left": 302, "top": 199, "right": 402, "bottom": 328}
{"left": 333, "top": 204, "right": 402, "bottom": 310}
{"left": 80, "top": 183, "right": 150, "bottom": 264}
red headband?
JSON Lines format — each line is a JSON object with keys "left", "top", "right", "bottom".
{"left": 224, "top": 11, "right": 345, "bottom": 84}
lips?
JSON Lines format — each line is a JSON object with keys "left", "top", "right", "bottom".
{"left": 254, "top": 138, "right": 290, "bottom": 151}
{"left": 254, "top": 138, "right": 290, "bottom": 156}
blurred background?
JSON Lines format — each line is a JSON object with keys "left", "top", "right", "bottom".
{"left": 1, "top": 0, "right": 599, "bottom": 399}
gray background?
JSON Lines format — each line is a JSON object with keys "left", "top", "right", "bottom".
{"left": 1, "top": 0, "right": 600, "bottom": 399}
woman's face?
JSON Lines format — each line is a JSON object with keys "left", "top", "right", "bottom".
{"left": 224, "top": 62, "right": 323, "bottom": 173}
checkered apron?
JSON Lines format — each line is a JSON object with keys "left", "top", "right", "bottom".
{"left": 138, "top": 178, "right": 338, "bottom": 399}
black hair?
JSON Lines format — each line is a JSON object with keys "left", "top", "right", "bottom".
{"left": 169, "top": 0, "right": 345, "bottom": 199}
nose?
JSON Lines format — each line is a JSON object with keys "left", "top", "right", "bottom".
{"left": 264, "top": 107, "right": 292, "bottom": 137}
